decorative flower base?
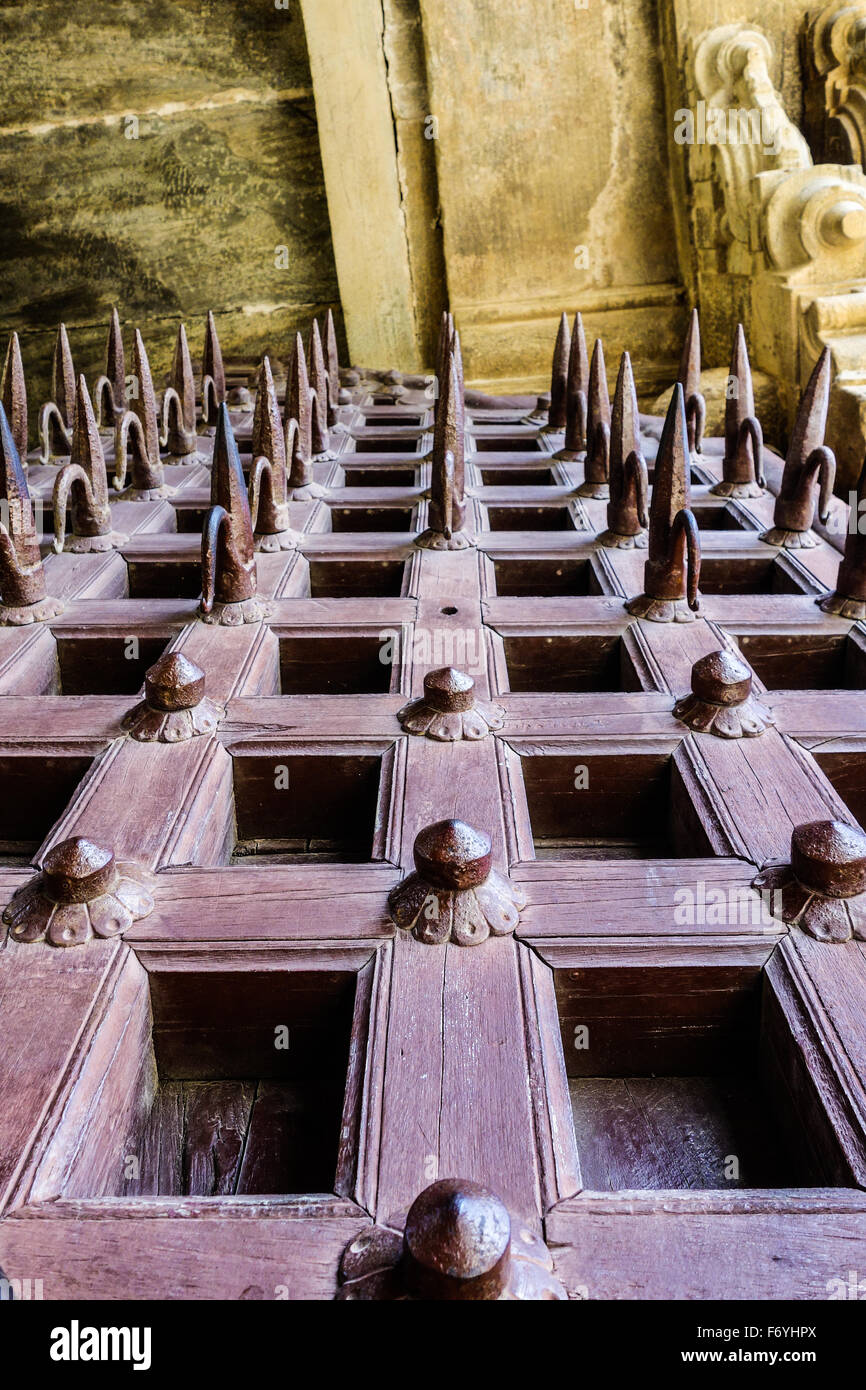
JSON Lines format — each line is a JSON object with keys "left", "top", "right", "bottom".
{"left": 415, "top": 528, "right": 473, "bottom": 551}
{"left": 759, "top": 526, "right": 818, "bottom": 548}
{"left": 338, "top": 1181, "right": 565, "bottom": 1301}
{"left": 289, "top": 481, "right": 329, "bottom": 500}
{"left": 56, "top": 530, "right": 128, "bottom": 554}
{"left": 114, "top": 484, "right": 177, "bottom": 502}
{"left": 254, "top": 529, "right": 299, "bottom": 552}
{"left": 0, "top": 594, "right": 65, "bottom": 625}
{"left": 596, "top": 528, "right": 648, "bottom": 550}
{"left": 709, "top": 479, "right": 764, "bottom": 499}
{"left": 818, "top": 592, "right": 866, "bottom": 619}
{"left": 198, "top": 596, "right": 273, "bottom": 626}
{"left": 397, "top": 668, "right": 505, "bottom": 741}
{"left": 673, "top": 649, "right": 775, "bottom": 739}
{"left": 574, "top": 480, "right": 609, "bottom": 500}
{"left": 551, "top": 446, "right": 582, "bottom": 462}
{"left": 162, "top": 450, "right": 209, "bottom": 467}
{"left": 3, "top": 838, "right": 154, "bottom": 947}
{"left": 751, "top": 820, "right": 866, "bottom": 944}
{"left": 389, "top": 819, "right": 524, "bottom": 946}
{"left": 626, "top": 593, "right": 700, "bottom": 623}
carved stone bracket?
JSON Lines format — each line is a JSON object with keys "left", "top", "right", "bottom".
{"left": 123, "top": 653, "right": 223, "bottom": 743}
{"left": 805, "top": 2, "right": 866, "bottom": 167}
{"left": 337, "top": 1178, "right": 565, "bottom": 1301}
{"left": 673, "top": 650, "right": 775, "bottom": 739}
{"left": 3, "top": 837, "right": 154, "bottom": 947}
{"left": 388, "top": 819, "right": 524, "bottom": 946}
{"left": 397, "top": 668, "right": 505, "bottom": 741}
{"left": 752, "top": 819, "right": 866, "bottom": 943}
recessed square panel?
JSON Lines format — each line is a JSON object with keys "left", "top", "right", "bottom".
{"left": 232, "top": 752, "right": 384, "bottom": 862}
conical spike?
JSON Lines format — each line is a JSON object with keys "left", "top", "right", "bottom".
{"left": 105, "top": 307, "right": 126, "bottom": 415}
{"left": 545, "top": 312, "right": 571, "bottom": 432}
{"left": 251, "top": 356, "right": 286, "bottom": 474}
{"left": 822, "top": 456, "right": 866, "bottom": 614}
{"left": 203, "top": 311, "right": 226, "bottom": 402}
{"left": 724, "top": 324, "right": 755, "bottom": 462}
{"left": 52, "top": 376, "right": 122, "bottom": 552}
{"left": 69, "top": 374, "right": 108, "bottom": 488}
{"left": 677, "top": 309, "right": 701, "bottom": 402}
{"left": 210, "top": 402, "right": 253, "bottom": 538}
{"left": 131, "top": 330, "right": 161, "bottom": 465}
{"left": 610, "top": 351, "right": 641, "bottom": 477}
{"left": 421, "top": 351, "right": 468, "bottom": 548}
{"left": 713, "top": 324, "right": 763, "bottom": 496}
{"left": 0, "top": 401, "right": 61, "bottom": 618}
{"left": 434, "top": 311, "right": 455, "bottom": 420}
{"left": 324, "top": 308, "right": 340, "bottom": 417}
{"left": 286, "top": 332, "right": 312, "bottom": 463}
{"left": 787, "top": 346, "right": 832, "bottom": 471}
{"left": 600, "top": 353, "right": 648, "bottom": 545}
{"left": 308, "top": 318, "right": 331, "bottom": 456}
{"left": 648, "top": 384, "right": 691, "bottom": 562}
{"left": 1, "top": 333, "right": 27, "bottom": 458}
{"left": 557, "top": 313, "right": 590, "bottom": 456}
{"left": 52, "top": 324, "right": 76, "bottom": 426}
{"left": 200, "top": 403, "right": 263, "bottom": 622}
{"left": 763, "top": 348, "right": 835, "bottom": 544}
{"left": 577, "top": 339, "right": 611, "bottom": 496}
{"left": 432, "top": 344, "right": 465, "bottom": 503}
{"left": 170, "top": 323, "right": 196, "bottom": 434}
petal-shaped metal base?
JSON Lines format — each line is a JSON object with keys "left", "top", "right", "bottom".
{"left": 397, "top": 695, "right": 505, "bottom": 741}
{"left": 198, "top": 597, "right": 273, "bottom": 626}
{"left": 3, "top": 862, "right": 155, "bottom": 947}
{"left": 123, "top": 695, "right": 224, "bottom": 743}
{"left": 415, "top": 528, "right": 474, "bottom": 551}
{"left": 673, "top": 690, "right": 775, "bottom": 738}
{"left": 759, "top": 526, "right": 818, "bottom": 548}
{"left": 626, "top": 593, "right": 699, "bottom": 623}
{"left": 0, "top": 594, "right": 65, "bottom": 626}
{"left": 596, "top": 528, "right": 648, "bottom": 550}
{"left": 388, "top": 867, "right": 525, "bottom": 946}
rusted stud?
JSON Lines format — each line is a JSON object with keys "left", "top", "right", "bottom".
{"left": 388, "top": 818, "right": 524, "bottom": 946}
{"left": 710, "top": 324, "right": 764, "bottom": 498}
{"left": 53, "top": 376, "right": 128, "bottom": 553}
{"left": 161, "top": 323, "right": 205, "bottom": 464}
{"left": 201, "top": 310, "right": 226, "bottom": 431}
{"left": 1, "top": 332, "right": 28, "bottom": 460}
{"left": 337, "top": 1178, "right": 566, "bottom": 1301}
{"left": 553, "top": 312, "right": 589, "bottom": 461}
{"left": 678, "top": 307, "right": 706, "bottom": 455}
{"left": 248, "top": 356, "right": 297, "bottom": 551}
{"left": 123, "top": 651, "right": 223, "bottom": 743}
{"left": 0, "top": 402, "right": 63, "bottom": 625}
{"left": 397, "top": 667, "right": 505, "bottom": 741}
{"left": 597, "top": 351, "right": 649, "bottom": 549}
{"left": 761, "top": 347, "right": 836, "bottom": 547}
{"left": 93, "top": 307, "right": 126, "bottom": 429}
{"left": 673, "top": 649, "right": 775, "bottom": 738}
{"left": 2, "top": 836, "right": 154, "bottom": 948}
{"left": 199, "top": 402, "right": 271, "bottom": 625}
{"left": 575, "top": 338, "right": 610, "bottom": 498}
{"left": 113, "top": 330, "right": 175, "bottom": 499}
{"left": 752, "top": 820, "right": 866, "bottom": 943}
{"left": 417, "top": 341, "right": 470, "bottom": 550}
{"left": 38, "top": 323, "right": 75, "bottom": 461}
{"left": 626, "top": 384, "right": 701, "bottom": 623}
{"left": 820, "top": 455, "right": 866, "bottom": 617}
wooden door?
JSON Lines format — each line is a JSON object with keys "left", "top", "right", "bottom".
{"left": 1, "top": 329, "right": 866, "bottom": 1302}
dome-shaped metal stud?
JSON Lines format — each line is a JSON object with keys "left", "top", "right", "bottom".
{"left": 397, "top": 667, "right": 505, "bottom": 741}
{"left": 388, "top": 818, "right": 524, "bottom": 946}
{"left": 752, "top": 819, "right": 866, "bottom": 943}
{"left": 3, "top": 836, "right": 154, "bottom": 947}
{"left": 673, "top": 649, "right": 775, "bottom": 738}
{"left": 123, "top": 652, "right": 223, "bottom": 743}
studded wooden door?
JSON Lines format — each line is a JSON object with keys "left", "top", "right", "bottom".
{"left": 1, "top": 309, "right": 865, "bottom": 1302}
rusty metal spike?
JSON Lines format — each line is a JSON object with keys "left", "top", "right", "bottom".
{"left": 712, "top": 324, "right": 764, "bottom": 498}
{"left": 821, "top": 456, "right": 866, "bottom": 616}
{"left": 762, "top": 347, "right": 835, "bottom": 547}
{"left": 113, "top": 330, "right": 171, "bottom": 498}
{"left": 94, "top": 306, "right": 126, "bottom": 427}
{"left": 418, "top": 351, "right": 470, "bottom": 550}
{"left": 0, "top": 402, "right": 62, "bottom": 623}
{"left": 161, "top": 322, "right": 200, "bottom": 462}
{"left": 324, "top": 307, "right": 341, "bottom": 419}
{"left": 553, "top": 313, "right": 590, "bottom": 459}
{"left": 543, "top": 312, "right": 571, "bottom": 433}
{"left": 599, "top": 351, "right": 648, "bottom": 548}
{"left": 200, "top": 403, "right": 268, "bottom": 624}
{"left": 53, "top": 376, "right": 126, "bottom": 553}
{"left": 626, "top": 384, "right": 701, "bottom": 622}
{"left": 285, "top": 332, "right": 315, "bottom": 489}
{"left": 249, "top": 357, "right": 295, "bottom": 551}
{"left": 1, "top": 333, "right": 27, "bottom": 459}
{"left": 433, "top": 311, "right": 455, "bottom": 422}
{"left": 53, "top": 324, "right": 76, "bottom": 426}
{"left": 308, "top": 318, "right": 333, "bottom": 459}
{"left": 202, "top": 310, "right": 226, "bottom": 427}
{"left": 677, "top": 308, "right": 705, "bottom": 453}
{"left": 576, "top": 338, "right": 611, "bottom": 497}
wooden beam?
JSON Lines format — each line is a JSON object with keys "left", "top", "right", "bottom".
{"left": 299, "top": 0, "right": 422, "bottom": 370}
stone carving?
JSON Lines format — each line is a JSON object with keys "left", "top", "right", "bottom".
{"left": 397, "top": 668, "right": 505, "bottom": 741}
{"left": 53, "top": 376, "right": 128, "bottom": 553}
{"left": 673, "top": 650, "right": 775, "bottom": 739}
{"left": 337, "top": 1178, "right": 565, "bottom": 1301}
{"left": 804, "top": 2, "right": 866, "bottom": 167}
{"left": 753, "top": 819, "right": 866, "bottom": 943}
{"left": 625, "top": 385, "right": 701, "bottom": 622}
{"left": 388, "top": 819, "right": 524, "bottom": 946}
{"left": 123, "top": 652, "right": 223, "bottom": 743}
{"left": 3, "top": 837, "right": 154, "bottom": 948}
